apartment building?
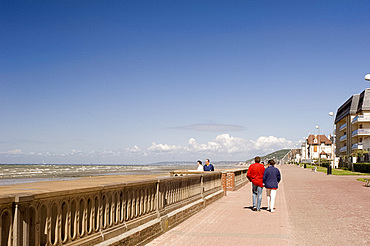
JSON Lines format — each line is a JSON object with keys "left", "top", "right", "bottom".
{"left": 335, "top": 89, "right": 370, "bottom": 157}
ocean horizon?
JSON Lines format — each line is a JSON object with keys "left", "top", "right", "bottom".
{"left": 0, "top": 162, "right": 242, "bottom": 186}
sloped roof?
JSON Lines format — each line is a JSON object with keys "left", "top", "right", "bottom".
{"left": 307, "top": 134, "right": 332, "bottom": 145}
{"left": 335, "top": 88, "right": 370, "bottom": 123}
{"left": 335, "top": 94, "right": 359, "bottom": 123}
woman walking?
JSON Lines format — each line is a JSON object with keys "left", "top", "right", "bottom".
{"left": 263, "top": 160, "right": 281, "bottom": 213}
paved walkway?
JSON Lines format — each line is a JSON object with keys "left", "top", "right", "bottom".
{"left": 148, "top": 165, "right": 370, "bottom": 246}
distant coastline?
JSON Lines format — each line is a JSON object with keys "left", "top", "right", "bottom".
{"left": 0, "top": 162, "right": 240, "bottom": 186}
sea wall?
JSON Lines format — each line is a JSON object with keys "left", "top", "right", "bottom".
{"left": 0, "top": 168, "right": 247, "bottom": 246}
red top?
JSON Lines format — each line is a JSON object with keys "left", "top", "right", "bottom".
{"left": 247, "top": 163, "right": 265, "bottom": 187}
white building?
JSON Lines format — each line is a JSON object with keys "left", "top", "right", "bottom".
{"left": 304, "top": 134, "right": 333, "bottom": 160}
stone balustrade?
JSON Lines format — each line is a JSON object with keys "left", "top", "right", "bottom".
{"left": 170, "top": 168, "right": 248, "bottom": 192}
{"left": 0, "top": 170, "right": 235, "bottom": 246}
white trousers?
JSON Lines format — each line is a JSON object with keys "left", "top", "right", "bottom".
{"left": 266, "top": 189, "right": 277, "bottom": 211}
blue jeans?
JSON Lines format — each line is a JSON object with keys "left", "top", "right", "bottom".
{"left": 252, "top": 184, "right": 263, "bottom": 210}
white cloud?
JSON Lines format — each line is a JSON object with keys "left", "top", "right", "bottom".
{"left": 251, "top": 136, "right": 292, "bottom": 153}
{"left": 127, "top": 145, "right": 141, "bottom": 153}
{"left": 148, "top": 142, "right": 182, "bottom": 153}
{"left": 1, "top": 149, "right": 24, "bottom": 154}
{"left": 144, "top": 134, "right": 293, "bottom": 158}
{"left": 0, "top": 134, "right": 294, "bottom": 164}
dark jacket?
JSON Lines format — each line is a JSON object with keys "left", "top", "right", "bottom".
{"left": 263, "top": 166, "right": 281, "bottom": 189}
{"left": 204, "top": 164, "right": 214, "bottom": 171}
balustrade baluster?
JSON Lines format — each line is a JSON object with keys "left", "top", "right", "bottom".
{"left": 139, "top": 189, "right": 144, "bottom": 216}
{"left": 119, "top": 192, "right": 124, "bottom": 223}
{"left": 79, "top": 198, "right": 85, "bottom": 238}
{"left": 101, "top": 195, "right": 106, "bottom": 229}
{"left": 61, "top": 201, "right": 68, "bottom": 244}
{"left": 1, "top": 209, "right": 12, "bottom": 246}
{"left": 70, "top": 200, "right": 77, "bottom": 241}
{"left": 87, "top": 198, "right": 92, "bottom": 234}
{"left": 126, "top": 191, "right": 131, "bottom": 221}
{"left": 108, "top": 194, "right": 112, "bottom": 227}
{"left": 94, "top": 196, "right": 99, "bottom": 232}
{"left": 135, "top": 190, "right": 139, "bottom": 218}
{"left": 114, "top": 193, "right": 119, "bottom": 225}
{"left": 131, "top": 190, "right": 135, "bottom": 220}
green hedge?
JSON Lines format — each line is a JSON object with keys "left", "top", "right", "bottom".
{"left": 312, "top": 159, "right": 331, "bottom": 168}
{"left": 353, "top": 163, "right": 370, "bottom": 173}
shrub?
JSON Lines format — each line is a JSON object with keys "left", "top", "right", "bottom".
{"left": 313, "top": 158, "right": 331, "bottom": 168}
{"left": 353, "top": 163, "right": 370, "bottom": 173}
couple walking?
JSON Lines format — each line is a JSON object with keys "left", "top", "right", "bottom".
{"left": 246, "top": 156, "right": 281, "bottom": 212}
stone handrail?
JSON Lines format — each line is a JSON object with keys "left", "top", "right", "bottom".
{"left": 225, "top": 168, "right": 248, "bottom": 191}
{"left": 0, "top": 172, "right": 225, "bottom": 246}
{"left": 170, "top": 168, "right": 248, "bottom": 192}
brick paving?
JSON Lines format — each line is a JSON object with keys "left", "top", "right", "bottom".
{"left": 148, "top": 165, "right": 370, "bottom": 246}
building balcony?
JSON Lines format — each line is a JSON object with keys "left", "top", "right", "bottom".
{"left": 339, "top": 146, "right": 347, "bottom": 153}
{"left": 339, "top": 123, "right": 347, "bottom": 131}
{"left": 340, "top": 135, "right": 347, "bottom": 142}
{"left": 352, "top": 143, "right": 363, "bottom": 150}
{"left": 352, "top": 115, "right": 370, "bottom": 124}
{"left": 352, "top": 129, "right": 370, "bottom": 137}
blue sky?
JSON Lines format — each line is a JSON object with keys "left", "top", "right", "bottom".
{"left": 1, "top": 0, "right": 370, "bottom": 164}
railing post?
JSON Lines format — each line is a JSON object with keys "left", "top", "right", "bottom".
{"left": 200, "top": 175, "right": 204, "bottom": 200}
{"left": 155, "top": 181, "right": 160, "bottom": 218}
{"left": 221, "top": 172, "right": 227, "bottom": 195}
{"left": 13, "top": 200, "right": 20, "bottom": 246}
{"left": 14, "top": 196, "right": 33, "bottom": 246}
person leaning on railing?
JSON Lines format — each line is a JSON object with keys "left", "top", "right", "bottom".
{"left": 196, "top": 160, "right": 204, "bottom": 171}
{"left": 204, "top": 159, "right": 214, "bottom": 171}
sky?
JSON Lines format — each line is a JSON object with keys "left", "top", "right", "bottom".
{"left": 1, "top": 0, "right": 370, "bottom": 164}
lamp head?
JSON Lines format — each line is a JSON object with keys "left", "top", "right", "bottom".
{"left": 365, "top": 74, "right": 370, "bottom": 81}
{"left": 329, "top": 112, "right": 334, "bottom": 116}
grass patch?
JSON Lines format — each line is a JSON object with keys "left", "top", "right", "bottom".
{"left": 357, "top": 178, "right": 367, "bottom": 182}
{"left": 304, "top": 164, "right": 370, "bottom": 176}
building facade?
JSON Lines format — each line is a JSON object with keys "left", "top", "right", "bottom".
{"left": 335, "top": 89, "right": 370, "bottom": 158}
{"left": 301, "top": 134, "right": 333, "bottom": 160}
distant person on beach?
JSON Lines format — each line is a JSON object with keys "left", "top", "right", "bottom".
{"left": 263, "top": 159, "right": 281, "bottom": 213}
{"left": 203, "top": 159, "right": 214, "bottom": 171}
{"left": 247, "top": 156, "right": 265, "bottom": 211}
{"left": 196, "top": 160, "right": 204, "bottom": 171}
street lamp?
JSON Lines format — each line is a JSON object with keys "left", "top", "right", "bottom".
{"left": 316, "top": 125, "right": 320, "bottom": 166}
{"left": 329, "top": 112, "right": 335, "bottom": 169}
{"left": 365, "top": 74, "right": 370, "bottom": 81}
{"left": 303, "top": 137, "right": 307, "bottom": 160}
{"left": 308, "top": 132, "right": 312, "bottom": 160}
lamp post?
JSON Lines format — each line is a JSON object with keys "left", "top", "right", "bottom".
{"left": 303, "top": 137, "right": 307, "bottom": 160}
{"left": 365, "top": 74, "right": 370, "bottom": 81}
{"left": 308, "top": 132, "right": 312, "bottom": 160}
{"left": 329, "top": 112, "right": 335, "bottom": 169}
{"left": 316, "top": 125, "right": 320, "bottom": 166}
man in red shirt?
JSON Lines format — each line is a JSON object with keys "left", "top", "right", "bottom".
{"left": 247, "top": 156, "right": 265, "bottom": 211}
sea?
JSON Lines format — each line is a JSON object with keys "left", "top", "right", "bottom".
{"left": 0, "top": 162, "right": 240, "bottom": 186}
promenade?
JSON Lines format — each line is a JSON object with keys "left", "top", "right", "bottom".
{"left": 148, "top": 165, "right": 370, "bottom": 246}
